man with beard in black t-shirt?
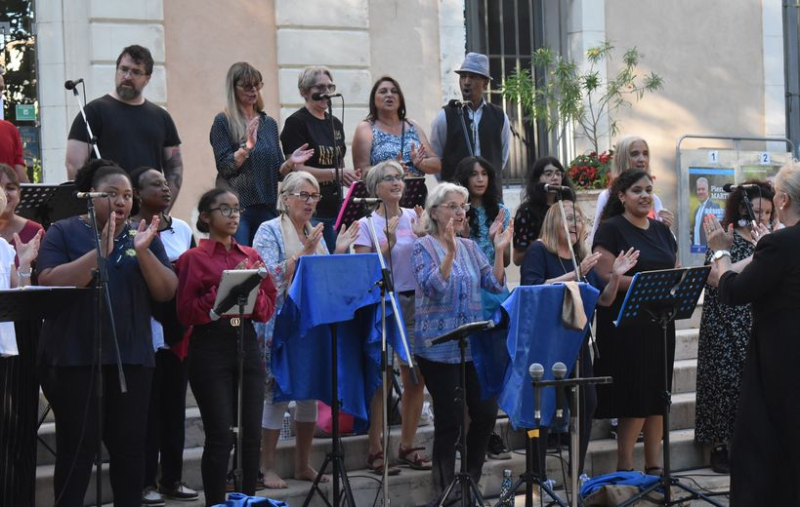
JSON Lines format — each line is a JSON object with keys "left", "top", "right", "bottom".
{"left": 65, "top": 45, "right": 183, "bottom": 206}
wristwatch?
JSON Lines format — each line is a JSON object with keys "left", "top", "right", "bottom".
{"left": 712, "top": 249, "right": 731, "bottom": 261}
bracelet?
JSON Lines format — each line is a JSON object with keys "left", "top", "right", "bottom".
{"left": 17, "top": 268, "right": 32, "bottom": 278}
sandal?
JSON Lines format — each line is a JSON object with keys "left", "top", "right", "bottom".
{"left": 645, "top": 466, "right": 663, "bottom": 476}
{"left": 397, "top": 445, "right": 432, "bottom": 470}
{"left": 367, "top": 451, "right": 401, "bottom": 476}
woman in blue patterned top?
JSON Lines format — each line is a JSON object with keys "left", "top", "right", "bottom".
{"left": 352, "top": 76, "right": 441, "bottom": 178}
{"left": 210, "top": 62, "right": 313, "bottom": 246}
{"left": 411, "top": 182, "right": 512, "bottom": 503}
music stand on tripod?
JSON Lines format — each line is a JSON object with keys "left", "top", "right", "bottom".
{"left": 17, "top": 183, "right": 86, "bottom": 229}
{"left": 613, "top": 266, "right": 726, "bottom": 507}
{"left": 210, "top": 268, "right": 268, "bottom": 494}
{"left": 425, "top": 320, "right": 496, "bottom": 507}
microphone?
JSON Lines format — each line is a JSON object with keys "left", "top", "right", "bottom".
{"left": 74, "top": 191, "right": 109, "bottom": 199}
{"left": 448, "top": 99, "right": 472, "bottom": 108}
{"left": 535, "top": 182, "right": 574, "bottom": 199}
{"left": 64, "top": 78, "right": 84, "bottom": 90}
{"left": 311, "top": 92, "right": 343, "bottom": 101}
{"left": 352, "top": 197, "right": 382, "bottom": 205}
{"left": 722, "top": 183, "right": 759, "bottom": 192}
{"left": 552, "top": 362, "right": 568, "bottom": 424}
{"left": 529, "top": 363, "right": 544, "bottom": 423}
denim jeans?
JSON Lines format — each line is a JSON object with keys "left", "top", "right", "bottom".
{"left": 233, "top": 203, "right": 278, "bottom": 247}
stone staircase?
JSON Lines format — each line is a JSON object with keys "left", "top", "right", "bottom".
{"left": 34, "top": 301, "right": 711, "bottom": 506}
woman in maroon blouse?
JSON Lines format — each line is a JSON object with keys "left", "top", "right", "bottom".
{"left": 176, "top": 188, "right": 277, "bottom": 505}
{"left": 0, "top": 163, "right": 43, "bottom": 265}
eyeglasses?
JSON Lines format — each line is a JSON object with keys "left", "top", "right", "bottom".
{"left": 236, "top": 82, "right": 264, "bottom": 91}
{"left": 117, "top": 66, "right": 147, "bottom": 78}
{"left": 209, "top": 206, "right": 242, "bottom": 217}
{"left": 435, "top": 203, "right": 470, "bottom": 213}
{"left": 381, "top": 175, "right": 403, "bottom": 183}
{"left": 288, "top": 192, "right": 323, "bottom": 203}
{"left": 543, "top": 169, "right": 564, "bottom": 178}
{"left": 312, "top": 84, "right": 337, "bottom": 93}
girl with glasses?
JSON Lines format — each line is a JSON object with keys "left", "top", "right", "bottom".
{"left": 512, "top": 156, "right": 576, "bottom": 265}
{"left": 252, "top": 171, "right": 358, "bottom": 489}
{"left": 175, "top": 188, "right": 278, "bottom": 504}
{"left": 210, "top": 62, "right": 313, "bottom": 246}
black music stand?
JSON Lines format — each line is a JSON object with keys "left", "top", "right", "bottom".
{"left": 426, "top": 320, "right": 495, "bottom": 507}
{"left": 0, "top": 287, "right": 91, "bottom": 506}
{"left": 211, "top": 269, "right": 265, "bottom": 494}
{"left": 334, "top": 179, "right": 428, "bottom": 232}
{"left": 17, "top": 183, "right": 85, "bottom": 229}
{"left": 613, "top": 267, "right": 725, "bottom": 507}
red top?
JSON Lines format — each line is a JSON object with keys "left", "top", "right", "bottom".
{"left": 0, "top": 121, "right": 24, "bottom": 168}
{"left": 175, "top": 238, "right": 277, "bottom": 327}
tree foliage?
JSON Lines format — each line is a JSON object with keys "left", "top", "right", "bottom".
{"left": 502, "top": 40, "right": 664, "bottom": 153}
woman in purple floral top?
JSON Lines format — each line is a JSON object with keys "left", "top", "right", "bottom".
{"left": 411, "top": 182, "right": 513, "bottom": 503}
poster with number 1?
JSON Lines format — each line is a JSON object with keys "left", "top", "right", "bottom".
{"left": 688, "top": 167, "right": 733, "bottom": 254}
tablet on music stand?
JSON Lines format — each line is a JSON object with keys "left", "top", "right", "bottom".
{"left": 334, "top": 181, "right": 368, "bottom": 232}
{"left": 213, "top": 269, "right": 261, "bottom": 316}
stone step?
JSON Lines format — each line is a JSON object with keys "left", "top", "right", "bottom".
{"left": 675, "top": 328, "right": 699, "bottom": 361}
{"left": 37, "top": 428, "right": 714, "bottom": 507}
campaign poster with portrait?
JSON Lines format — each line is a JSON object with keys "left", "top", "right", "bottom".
{"left": 688, "top": 167, "right": 734, "bottom": 254}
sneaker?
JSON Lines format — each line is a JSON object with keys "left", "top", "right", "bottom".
{"left": 159, "top": 480, "right": 199, "bottom": 501}
{"left": 142, "top": 486, "right": 166, "bottom": 506}
{"left": 487, "top": 432, "right": 511, "bottom": 460}
{"left": 710, "top": 444, "right": 731, "bottom": 474}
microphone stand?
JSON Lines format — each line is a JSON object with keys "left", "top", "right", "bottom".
{"left": 362, "top": 201, "right": 417, "bottom": 506}
{"left": 428, "top": 320, "right": 494, "bottom": 507}
{"left": 456, "top": 102, "right": 475, "bottom": 158}
{"left": 555, "top": 190, "right": 586, "bottom": 507}
{"left": 86, "top": 199, "right": 126, "bottom": 507}
{"left": 68, "top": 82, "right": 101, "bottom": 161}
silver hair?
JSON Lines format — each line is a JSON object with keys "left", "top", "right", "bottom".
{"left": 278, "top": 171, "right": 320, "bottom": 213}
{"left": 297, "top": 66, "right": 333, "bottom": 96}
{"left": 423, "top": 183, "right": 469, "bottom": 235}
{"left": 365, "top": 160, "right": 404, "bottom": 197}
{"left": 775, "top": 161, "right": 800, "bottom": 211}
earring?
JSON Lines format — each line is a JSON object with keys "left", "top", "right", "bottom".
{"left": 737, "top": 219, "right": 748, "bottom": 227}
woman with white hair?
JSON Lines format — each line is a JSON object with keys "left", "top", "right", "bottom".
{"left": 252, "top": 171, "right": 359, "bottom": 488}
{"left": 706, "top": 162, "right": 800, "bottom": 505}
{"left": 353, "top": 160, "right": 427, "bottom": 475}
{"left": 280, "top": 65, "right": 361, "bottom": 252}
{"left": 411, "top": 182, "right": 512, "bottom": 503}
{"left": 210, "top": 62, "right": 313, "bottom": 246}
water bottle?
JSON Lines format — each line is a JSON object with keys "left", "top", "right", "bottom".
{"left": 499, "top": 469, "right": 514, "bottom": 506}
{"left": 279, "top": 411, "right": 293, "bottom": 439}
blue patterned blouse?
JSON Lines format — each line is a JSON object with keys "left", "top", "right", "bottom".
{"left": 469, "top": 203, "right": 510, "bottom": 263}
{"left": 412, "top": 235, "right": 505, "bottom": 363}
{"left": 369, "top": 121, "right": 424, "bottom": 176}
{"left": 252, "top": 217, "right": 330, "bottom": 382}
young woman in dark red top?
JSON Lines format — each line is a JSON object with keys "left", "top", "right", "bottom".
{"left": 175, "top": 188, "right": 277, "bottom": 505}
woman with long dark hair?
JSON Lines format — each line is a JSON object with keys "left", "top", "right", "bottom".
{"left": 592, "top": 169, "right": 678, "bottom": 474}
{"left": 352, "top": 76, "right": 440, "bottom": 177}
{"left": 695, "top": 181, "right": 773, "bottom": 474}
{"left": 513, "top": 156, "right": 575, "bottom": 265}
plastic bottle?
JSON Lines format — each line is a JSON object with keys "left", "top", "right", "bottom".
{"left": 499, "top": 469, "right": 514, "bottom": 506}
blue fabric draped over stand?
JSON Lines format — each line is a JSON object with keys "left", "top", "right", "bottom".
{"left": 272, "top": 254, "right": 405, "bottom": 429}
{"left": 494, "top": 284, "right": 599, "bottom": 429}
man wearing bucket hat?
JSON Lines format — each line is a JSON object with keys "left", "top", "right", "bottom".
{"left": 430, "top": 52, "right": 510, "bottom": 199}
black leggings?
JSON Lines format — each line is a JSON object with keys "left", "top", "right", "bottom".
{"left": 188, "top": 321, "right": 265, "bottom": 506}
{"left": 144, "top": 348, "right": 190, "bottom": 488}
{"left": 40, "top": 364, "right": 153, "bottom": 507}
{"left": 416, "top": 356, "right": 498, "bottom": 499}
